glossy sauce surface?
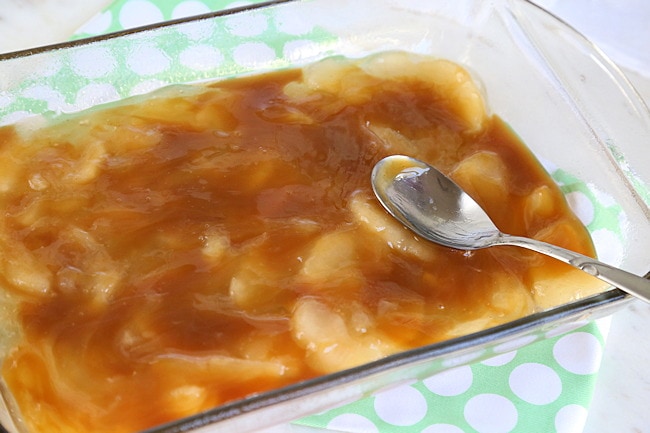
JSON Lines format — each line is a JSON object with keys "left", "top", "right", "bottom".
{"left": 0, "top": 52, "right": 602, "bottom": 433}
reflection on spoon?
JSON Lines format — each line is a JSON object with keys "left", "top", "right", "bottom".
{"left": 371, "top": 155, "right": 650, "bottom": 303}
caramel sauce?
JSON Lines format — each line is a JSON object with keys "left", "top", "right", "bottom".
{"left": 0, "top": 52, "right": 602, "bottom": 433}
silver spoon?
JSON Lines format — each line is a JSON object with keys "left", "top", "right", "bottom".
{"left": 371, "top": 154, "right": 650, "bottom": 303}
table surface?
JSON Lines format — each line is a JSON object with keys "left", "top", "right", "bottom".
{"left": 1, "top": 1, "right": 649, "bottom": 432}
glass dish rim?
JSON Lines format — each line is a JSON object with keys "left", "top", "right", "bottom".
{"left": 147, "top": 289, "right": 632, "bottom": 433}
{"left": 0, "top": 0, "right": 294, "bottom": 62}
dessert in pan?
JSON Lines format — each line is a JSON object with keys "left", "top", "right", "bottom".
{"left": 0, "top": 51, "right": 605, "bottom": 433}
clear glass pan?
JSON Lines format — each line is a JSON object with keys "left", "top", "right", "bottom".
{"left": 0, "top": 0, "right": 648, "bottom": 432}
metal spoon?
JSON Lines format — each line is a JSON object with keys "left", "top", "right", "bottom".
{"left": 371, "top": 154, "right": 650, "bottom": 303}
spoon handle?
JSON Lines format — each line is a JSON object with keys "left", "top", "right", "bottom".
{"left": 499, "top": 234, "right": 650, "bottom": 303}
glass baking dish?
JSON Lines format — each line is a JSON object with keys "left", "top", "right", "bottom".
{"left": 0, "top": 0, "right": 648, "bottom": 432}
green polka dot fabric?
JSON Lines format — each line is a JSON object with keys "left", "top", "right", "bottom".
{"left": 72, "top": 0, "right": 272, "bottom": 36}
{"left": 0, "top": 1, "right": 631, "bottom": 432}
{"left": 297, "top": 325, "right": 608, "bottom": 433}
{"left": 0, "top": 0, "right": 334, "bottom": 126}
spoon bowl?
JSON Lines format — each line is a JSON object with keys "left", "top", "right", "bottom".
{"left": 371, "top": 155, "right": 650, "bottom": 303}
{"left": 371, "top": 155, "right": 500, "bottom": 250}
